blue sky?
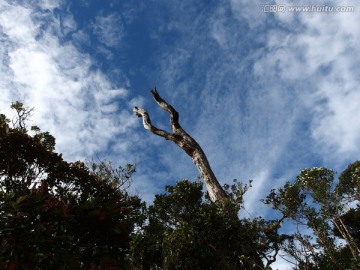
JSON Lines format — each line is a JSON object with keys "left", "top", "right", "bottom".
{"left": 1, "top": 0, "right": 359, "bottom": 267}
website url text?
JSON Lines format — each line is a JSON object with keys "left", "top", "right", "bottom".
{"left": 262, "top": 5, "right": 355, "bottom": 13}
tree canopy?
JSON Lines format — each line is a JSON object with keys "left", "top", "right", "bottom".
{"left": 1, "top": 102, "right": 359, "bottom": 269}
{"left": 129, "top": 179, "right": 285, "bottom": 269}
{"left": 0, "top": 102, "right": 144, "bottom": 269}
{"left": 264, "top": 166, "right": 360, "bottom": 269}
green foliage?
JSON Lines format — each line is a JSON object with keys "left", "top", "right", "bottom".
{"left": 3, "top": 102, "right": 359, "bottom": 270}
{"left": 0, "top": 103, "right": 144, "bottom": 269}
{"left": 334, "top": 208, "right": 360, "bottom": 243}
{"left": 265, "top": 165, "right": 360, "bottom": 269}
{"left": 130, "top": 180, "right": 283, "bottom": 270}
{"left": 88, "top": 159, "right": 136, "bottom": 190}
{"left": 338, "top": 161, "right": 360, "bottom": 202}
{"left": 9, "top": 101, "right": 34, "bottom": 131}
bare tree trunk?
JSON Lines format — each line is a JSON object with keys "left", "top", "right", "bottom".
{"left": 133, "top": 88, "right": 227, "bottom": 202}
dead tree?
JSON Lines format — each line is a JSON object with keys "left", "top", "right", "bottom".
{"left": 133, "top": 88, "right": 227, "bottom": 202}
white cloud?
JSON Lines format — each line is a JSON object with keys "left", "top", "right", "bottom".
{"left": 93, "top": 13, "right": 124, "bottom": 48}
{"left": 0, "top": 1, "right": 135, "bottom": 161}
{"left": 312, "top": 80, "right": 360, "bottom": 156}
{"left": 36, "top": 0, "right": 61, "bottom": 11}
{"left": 0, "top": 4, "right": 35, "bottom": 45}
{"left": 244, "top": 1, "right": 360, "bottom": 166}
{"left": 300, "top": 15, "right": 360, "bottom": 162}
{"left": 210, "top": 7, "right": 229, "bottom": 48}
{"left": 230, "top": 0, "right": 266, "bottom": 28}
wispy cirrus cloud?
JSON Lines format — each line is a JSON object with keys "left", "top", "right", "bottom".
{"left": 0, "top": 1, "right": 135, "bottom": 161}
{"left": 137, "top": 0, "right": 360, "bottom": 217}
{"left": 92, "top": 13, "right": 124, "bottom": 48}
{"left": 254, "top": 1, "right": 360, "bottom": 166}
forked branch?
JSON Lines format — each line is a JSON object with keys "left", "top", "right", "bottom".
{"left": 133, "top": 88, "right": 227, "bottom": 202}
